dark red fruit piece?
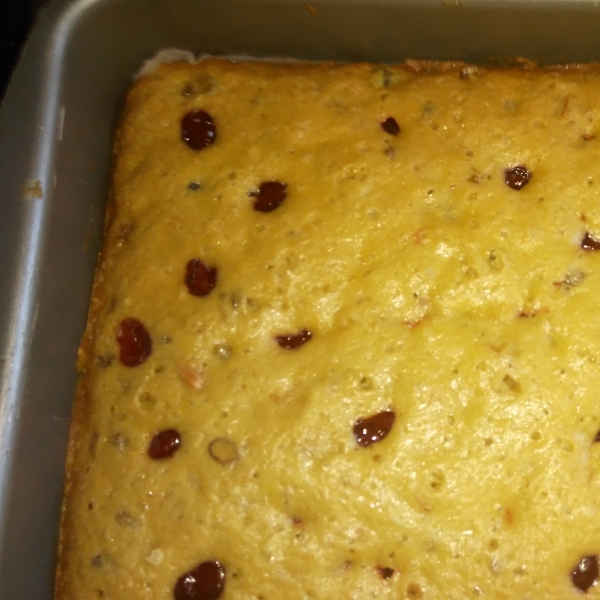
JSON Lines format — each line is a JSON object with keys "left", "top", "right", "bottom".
{"left": 581, "top": 232, "right": 600, "bottom": 251}
{"left": 249, "top": 181, "right": 288, "bottom": 213}
{"left": 185, "top": 259, "right": 217, "bottom": 297}
{"left": 377, "top": 566, "right": 395, "bottom": 580}
{"left": 571, "top": 555, "right": 599, "bottom": 593}
{"left": 274, "top": 329, "right": 312, "bottom": 350}
{"left": 353, "top": 410, "right": 396, "bottom": 447}
{"left": 148, "top": 429, "right": 181, "bottom": 460}
{"left": 181, "top": 110, "right": 217, "bottom": 151}
{"left": 174, "top": 561, "right": 226, "bottom": 600}
{"left": 504, "top": 165, "right": 531, "bottom": 190}
{"left": 116, "top": 318, "right": 152, "bottom": 367}
{"left": 381, "top": 117, "right": 400, "bottom": 136}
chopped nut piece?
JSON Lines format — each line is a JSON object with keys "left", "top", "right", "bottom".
{"left": 208, "top": 437, "right": 239, "bottom": 464}
{"left": 145, "top": 548, "right": 164, "bottom": 565}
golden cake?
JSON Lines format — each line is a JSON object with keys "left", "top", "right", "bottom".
{"left": 56, "top": 58, "right": 600, "bottom": 599}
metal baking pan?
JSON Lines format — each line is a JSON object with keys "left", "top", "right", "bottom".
{"left": 2, "top": 0, "right": 600, "bottom": 597}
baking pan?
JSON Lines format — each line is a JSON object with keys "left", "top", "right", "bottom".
{"left": 2, "top": 0, "right": 600, "bottom": 598}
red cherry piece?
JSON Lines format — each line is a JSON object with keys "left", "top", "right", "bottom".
{"left": 381, "top": 117, "right": 400, "bottom": 135}
{"left": 185, "top": 259, "right": 217, "bottom": 297}
{"left": 353, "top": 410, "right": 396, "bottom": 447}
{"left": 148, "top": 429, "right": 181, "bottom": 460}
{"left": 571, "top": 555, "right": 599, "bottom": 593}
{"left": 181, "top": 110, "right": 217, "bottom": 151}
{"left": 250, "top": 181, "right": 288, "bottom": 213}
{"left": 116, "top": 318, "right": 152, "bottom": 367}
{"left": 274, "top": 329, "right": 312, "bottom": 350}
{"left": 504, "top": 165, "right": 531, "bottom": 190}
{"left": 581, "top": 232, "right": 600, "bottom": 251}
{"left": 174, "top": 561, "right": 226, "bottom": 600}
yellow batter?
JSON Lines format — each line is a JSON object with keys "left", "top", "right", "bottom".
{"left": 56, "top": 59, "right": 600, "bottom": 599}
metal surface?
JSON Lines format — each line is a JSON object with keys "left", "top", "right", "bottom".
{"left": 2, "top": 0, "right": 600, "bottom": 597}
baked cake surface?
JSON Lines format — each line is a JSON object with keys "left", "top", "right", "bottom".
{"left": 56, "top": 58, "right": 600, "bottom": 599}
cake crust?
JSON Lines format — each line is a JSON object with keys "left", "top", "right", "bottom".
{"left": 56, "top": 58, "right": 600, "bottom": 599}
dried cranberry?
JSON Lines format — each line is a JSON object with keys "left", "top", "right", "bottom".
{"left": 249, "top": 181, "right": 288, "bottom": 212}
{"left": 377, "top": 566, "right": 395, "bottom": 580}
{"left": 581, "top": 232, "right": 600, "bottom": 251}
{"left": 504, "top": 165, "right": 531, "bottom": 190}
{"left": 116, "top": 318, "right": 152, "bottom": 367}
{"left": 174, "top": 561, "right": 225, "bottom": 600}
{"left": 353, "top": 410, "right": 395, "bottom": 447}
{"left": 148, "top": 429, "right": 181, "bottom": 460}
{"left": 185, "top": 259, "right": 217, "bottom": 296}
{"left": 571, "top": 555, "right": 599, "bottom": 592}
{"left": 381, "top": 117, "right": 400, "bottom": 136}
{"left": 181, "top": 110, "right": 217, "bottom": 151}
{"left": 274, "top": 329, "right": 312, "bottom": 349}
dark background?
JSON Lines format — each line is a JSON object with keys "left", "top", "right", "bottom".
{"left": 1, "top": 0, "right": 45, "bottom": 99}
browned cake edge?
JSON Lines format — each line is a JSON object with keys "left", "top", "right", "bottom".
{"left": 53, "top": 101, "right": 129, "bottom": 597}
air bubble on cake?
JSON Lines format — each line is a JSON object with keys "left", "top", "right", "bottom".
{"left": 137, "top": 391, "right": 157, "bottom": 410}
{"left": 487, "top": 250, "right": 504, "bottom": 271}
{"left": 358, "top": 376, "right": 373, "bottom": 391}
{"left": 502, "top": 374, "right": 521, "bottom": 393}
{"left": 91, "top": 554, "right": 106, "bottom": 569}
{"left": 115, "top": 511, "right": 140, "bottom": 528}
{"left": 406, "top": 582, "right": 423, "bottom": 598}
{"left": 95, "top": 354, "right": 114, "bottom": 368}
{"left": 429, "top": 470, "right": 445, "bottom": 490}
{"left": 212, "top": 343, "right": 232, "bottom": 360}
{"left": 468, "top": 168, "right": 487, "bottom": 184}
